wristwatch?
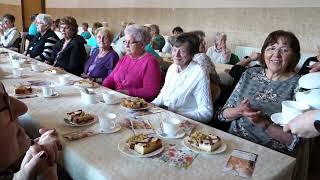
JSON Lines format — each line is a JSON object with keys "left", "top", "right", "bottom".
{"left": 314, "top": 112, "right": 320, "bottom": 132}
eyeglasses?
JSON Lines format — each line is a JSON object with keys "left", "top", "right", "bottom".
{"left": 0, "top": 84, "right": 12, "bottom": 121}
{"left": 265, "top": 46, "right": 291, "bottom": 55}
{"left": 123, "top": 40, "right": 140, "bottom": 46}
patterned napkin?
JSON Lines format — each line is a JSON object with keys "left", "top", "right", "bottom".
{"left": 128, "top": 108, "right": 162, "bottom": 117}
{"left": 118, "top": 118, "right": 155, "bottom": 134}
{"left": 155, "top": 143, "right": 198, "bottom": 169}
{"left": 62, "top": 124, "right": 104, "bottom": 141}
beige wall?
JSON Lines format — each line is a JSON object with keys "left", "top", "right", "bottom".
{"left": 46, "top": 8, "right": 320, "bottom": 53}
{"left": 0, "top": 3, "right": 22, "bottom": 31}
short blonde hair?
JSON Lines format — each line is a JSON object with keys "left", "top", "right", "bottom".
{"left": 95, "top": 27, "right": 113, "bottom": 41}
{"left": 213, "top": 32, "right": 227, "bottom": 44}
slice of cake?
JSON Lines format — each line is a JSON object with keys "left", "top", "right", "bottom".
{"left": 15, "top": 85, "right": 32, "bottom": 95}
{"left": 66, "top": 110, "right": 94, "bottom": 125}
{"left": 188, "top": 131, "right": 221, "bottom": 152}
{"left": 121, "top": 97, "right": 147, "bottom": 109}
{"left": 126, "top": 134, "right": 162, "bottom": 155}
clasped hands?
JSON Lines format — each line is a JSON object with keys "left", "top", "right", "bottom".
{"left": 236, "top": 98, "right": 271, "bottom": 130}
{"left": 15, "top": 128, "right": 61, "bottom": 180}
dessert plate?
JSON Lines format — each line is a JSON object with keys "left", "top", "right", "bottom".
{"left": 182, "top": 136, "right": 227, "bottom": 155}
{"left": 270, "top": 112, "right": 286, "bottom": 127}
{"left": 63, "top": 115, "right": 98, "bottom": 127}
{"left": 118, "top": 138, "right": 164, "bottom": 158}
{"left": 120, "top": 103, "right": 152, "bottom": 111}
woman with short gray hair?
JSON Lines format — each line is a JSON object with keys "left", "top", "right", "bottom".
{"left": 83, "top": 27, "right": 119, "bottom": 83}
{"left": 103, "top": 24, "right": 161, "bottom": 102}
{"left": 206, "top": 32, "right": 231, "bottom": 64}
{"left": 26, "top": 13, "right": 58, "bottom": 62}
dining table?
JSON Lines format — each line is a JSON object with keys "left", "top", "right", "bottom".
{"left": 0, "top": 48, "right": 296, "bottom": 180}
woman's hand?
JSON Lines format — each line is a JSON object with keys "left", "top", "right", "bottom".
{"left": 34, "top": 128, "right": 62, "bottom": 166}
{"left": 81, "top": 73, "right": 89, "bottom": 79}
{"left": 118, "top": 89, "right": 129, "bottom": 95}
{"left": 310, "top": 62, "right": 320, "bottom": 72}
{"left": 14, "top": 144, "right": 58, "bottom": 180}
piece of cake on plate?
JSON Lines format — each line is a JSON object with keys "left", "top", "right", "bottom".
{"left": 14, "top": 85, "right": 32, "bottom": 94}
{"left": 188, "top": 131, "right": 221, "bottom": 152}
{"left": 66, "top": 110, "right": 94, "bottom": 125}
{"left": 126, "top": 134, "right": 162, "bottom": 155}
{"left": 121, "top": 97, "right": 147, "bottom": 109}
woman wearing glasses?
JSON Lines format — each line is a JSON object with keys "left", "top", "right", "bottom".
{"left": 218, "top": 30, "right": 302, "bottom": 155}
{"left": 102, "top": 24, "right": 161, "bottom": 102}
{"left": 0, "top": 14, "right": 21, "bottom": 52}
{"left": 0, "top": 82, "right": 61, "bottom": 179}
{"left": 47, "top": 16, "right": 87, "bottom": 76}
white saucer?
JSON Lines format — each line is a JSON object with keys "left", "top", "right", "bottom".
{"left": 100, "top": 99, "right": 121, "bottom": 105}
{"left": 100, "top": 124, "right": 121, "bottom": 134}
{"left": 55, "top": 82, "right": 72, "bottom": 86}
{"left": 271, "top": 112, "right": 286, "bottom": 126}
{"left": 43, "top": 92, "right": 59, "bottom": 98}
{"left": 156, "top": 129, "right": 185, "bottom": 139}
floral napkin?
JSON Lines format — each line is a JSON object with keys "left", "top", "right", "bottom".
{"left": 155, "top": 144, "right": 198, "bottom": 169}
{"left": 62, "top": 125, "right": 103, "bottom": 141}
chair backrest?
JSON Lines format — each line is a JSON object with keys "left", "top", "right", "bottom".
{"left": 19, "top": 32, "right": 27, "bottom": 53}
{"left": 228, "top": 53, "right": 240, "bottom": 65}
{"left": 84, "top": 44, "right": 91, "bottom": 55}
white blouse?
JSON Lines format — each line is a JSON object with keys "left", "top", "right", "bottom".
{"left": 206, "top": 46, "right": 231, "bottom": 64}
{"left": 152, "top": 61, "right": 213, "bottom": 123}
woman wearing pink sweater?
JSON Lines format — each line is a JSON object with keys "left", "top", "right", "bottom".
{"left": 102, "top": 24, "right": 161, "bottom": 102}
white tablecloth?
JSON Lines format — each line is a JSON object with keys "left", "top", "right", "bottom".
{"left": 0, "top": 48, "right": 295, "bottom": 180}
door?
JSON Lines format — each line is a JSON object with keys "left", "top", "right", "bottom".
{"left": 21, "top": 0, "right": 45, "bottom": 32}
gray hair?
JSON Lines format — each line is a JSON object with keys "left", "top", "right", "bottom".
{"left": 95, "top": 27, "right": 114, "bottom": 41}
{"left": 124, "top": 24, "right": 151, "bottom": 46}
{"left": 36, "top": 14, "right": 53, "bottom": 28}
{"left": 213, "top": 32, "right": 227, "bottom": 43}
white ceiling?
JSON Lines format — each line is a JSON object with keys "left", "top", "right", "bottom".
{"left": 2, "top": 0, "right": 320, "bottom": 8}
{"left": 45, "top": 0, "right": 320, "bottom": 8}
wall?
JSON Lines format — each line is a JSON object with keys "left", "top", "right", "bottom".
{"left": 0, "top": 3, "right": 22, "bottom": 30}
{"left": 46, "top": 7, "right": 320, "bottom": 53}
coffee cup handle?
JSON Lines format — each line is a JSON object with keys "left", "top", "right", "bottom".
{"left": 110, "top": 121, "right": 116, "bottom": 129}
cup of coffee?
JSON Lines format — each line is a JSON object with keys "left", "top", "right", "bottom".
{"left": 42, "top": 85, "right": 55, "bottom": 97}
{"left": 102, "top": 91, "right": 116, "bottom": 104}
{"left": 80, "top": 89, "right": 97, "bottom": 104}
{"left": 282, "top": 100, "right": 310, "bottom": 124}
{"left": 59, "top": 74, "right": 70, "bottom": 85}
{"left": 162, "top": 118, "right": 181, "bottom": 137}
{"left": 31, "top": 63, "right": 41, "bottom": 72}
{"left": 99, "top": 113, "right": 117, "bottom": 131}
{"left": 12, "top": 68, "right": 23, "bottom": 77}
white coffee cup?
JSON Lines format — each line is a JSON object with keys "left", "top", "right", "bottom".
{"left": 12, "top": 59, "right": 22, "bottom": 68}
{"left": 162, "top": 118, "right": 181, "bottom": 137}
{"left": 282, "top": 100, "right": 310, "bottom": 124}
{"left": 102, "top": 91, "right": 116, "bottom": 104}
{"left": 81, "top": 90, "right": 97, "bottom": 104}
{"left": 59, "top": 74, "right": 70, "bottom": 85}
{"left": 12, "top": 68, "right": 23, "bottom": 77}
{"left": 42, "top": 85, "right": 55, "bottom": 97}
{"left": 99, "top": 113, "right": 117, "bottom": 131}
{"left": 31, "top": 63, "right": 41, "bottom": 72}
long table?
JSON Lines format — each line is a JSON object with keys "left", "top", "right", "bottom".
{"left": 0, "top": 48, "right": 295, "bottom": 180}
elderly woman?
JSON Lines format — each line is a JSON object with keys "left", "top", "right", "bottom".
{"left": 82, "top": 27, "right": 119, "bottom": 83}
{"left": 152, "top": 33, "right": 213, "bottom": 123}
{"left": 0, "top": 82, "right": 61, "bottom": 179}
{"left": 26, "top": 14, "right": 59, "bottom": 62}
{"left": 0, "top": 14, "right": 21, "bottom": 52}
{"left": 218, "top": 30, "right": 302, "bottom": 155}
{"left": 206, "top": 32, "right": 231, "bottom": 64}
{"left": 102, "top": 24, "right": 161, "bottom": 102}
{"left": 149, "top": 24, "right": 166, "bottom": 51}
{"left": 189, "top": 30, "right": 220, "bottom": 103}
{"left": 48, "top": 16, "right": 87, "bottom": 76}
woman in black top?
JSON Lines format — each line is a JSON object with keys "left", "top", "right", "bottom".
{"left": 47, "top": 16, "right": 87, "bottom": 76}
{"left": 26, "top": 14, "right": 58, "bottom": 62}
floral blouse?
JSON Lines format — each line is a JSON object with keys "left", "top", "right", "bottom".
{"left": 218, "top": 67, "right": 300, "bottom": 155}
